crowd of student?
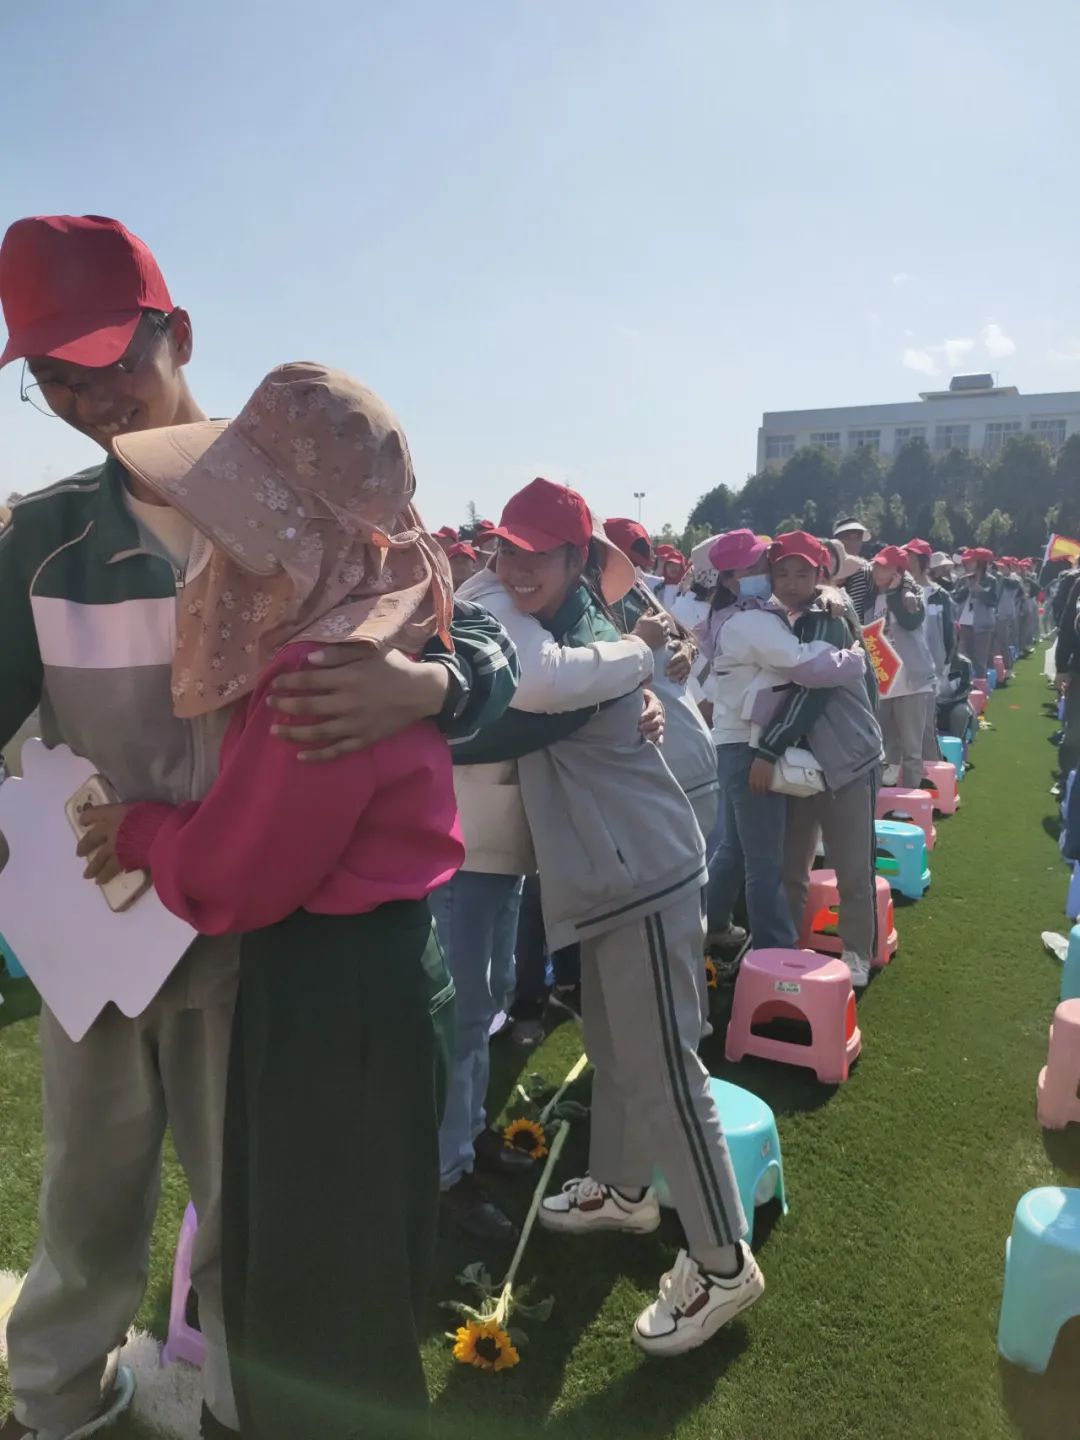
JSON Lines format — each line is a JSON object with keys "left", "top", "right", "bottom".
{"left": 0, "top": 212, "right": 1051, "bottom": 1440}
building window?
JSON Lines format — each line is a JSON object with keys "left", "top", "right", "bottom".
{"left": 848, "top": 428, "right": 881, "bottom": 452}
{"left": 983, "top": 420, "right": 1022, "bottom": 456}
{"left": 893, "top": 426, "right": 926, "bottom": 451}
{"left": 810, "top": 431, "right": 841, "bottom": 452}
{"left": 765, "top": 434, "right": 796, "bottom": 462}
{"left": 934, "top": 424, "right": 971, "bottom": 454}
{"left": 1031, "top": 417, "right": 1067, "bottom": 451}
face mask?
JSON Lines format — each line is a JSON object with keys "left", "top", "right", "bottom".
{"left": 738, "top": 574, "right": 772, "bottom": 601}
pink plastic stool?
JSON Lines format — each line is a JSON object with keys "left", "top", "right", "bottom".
{"left": 972, "top": 677, "right": 989, "bottom": 696}
{"left": 970, "top": 689, "right": 988, "bottom": 717}
{"left": 876, "top": 786, "right": 937, "bottom": 851}
{"left": 921, "top": 760, "right": 960, "bottom": 816}
{"left": 798, "top": 869, "right": 897, "bottom": 969}
{"left": 1037, "top": 1000, "right": 1080, "bottom": 1130}
{"left": 725, "top": 948, "right": 862, "bottom": 1084}
{"left": 994, "top": 654, "right": 1008, "bottom": 683}
{"left": 161, "top": 1202, "right": 206, "bottom": 1369}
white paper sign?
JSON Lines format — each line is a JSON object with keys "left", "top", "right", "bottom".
{"left": 0, "top": 741, "right": 196, "bottom": 1041}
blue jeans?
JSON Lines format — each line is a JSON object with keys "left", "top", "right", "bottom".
{"left": 707, "top": 743, "right": 797, "bottom": 949}
{"left": 430, "top": 871, "right": 523, "bottom": 1188}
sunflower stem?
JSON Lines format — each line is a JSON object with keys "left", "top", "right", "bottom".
{"left": 538, "top": 1051, "right": 589, "bottom": 1126}
{"left": 493, "top": 1118, "right": 571, "bottom": 1326}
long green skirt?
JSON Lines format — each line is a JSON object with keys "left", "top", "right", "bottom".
{"left": 222, "top": 901, "right": 455, "bottom": 1439}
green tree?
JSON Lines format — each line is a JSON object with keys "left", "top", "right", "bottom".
{"left": 987, "top": 435, "right": 1055, "bottom": 554}
{"left": 1054, "top": 435, "right": 1080, "bottom": 541}
{"left": 884, "top": 493, "right": 907, "bottom": 543}
{"left": 975, "top": 507, "right": 1014, "bottom": 548}
{"left": 687, "top": 482, "right": 737, "bottom": 533}
{"left": 853, "top": 493, "right": 886, "bottom": 542}
{"left": 929, "top": 501, "right": 954, "bottom": 550}
{"left": 888, "top": 439, "right": 936, "bottom": 538}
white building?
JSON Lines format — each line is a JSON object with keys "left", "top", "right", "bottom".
{"left": 757, "top": 375, "right": 1080, "bottom": 472}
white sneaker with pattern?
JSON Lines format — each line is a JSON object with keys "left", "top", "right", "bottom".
{"left": 539, "top": 1177, "right": 661, "bottom": 1235}
{"left": 633, "top": 1245, "right": 764, "bottom": 1356}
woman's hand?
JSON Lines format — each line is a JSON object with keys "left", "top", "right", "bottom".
{"left": 748, "top": 757, "right": 775, "bottom": 796}
{"left": 698, "top": 699, "right": 714, "bottom": 728}
{"left": 902, "top": 591, "right": 919, "bottom": 614}
{"left": 75, "top": 803, "right": 136, "bottom": 886}
{"left": 634, "top": 614, "right": 671, "bottom": 651}
{"left": 640, "top": 689, "right": 666, "bottom": 745}
{"left": 664, "top": 640, "right": 695, "bottom": 686}
{"left": 268, "top": 647, "right": 450, "bottom": 760}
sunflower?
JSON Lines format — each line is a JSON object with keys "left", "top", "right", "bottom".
{"left": 704, "top": 956, "right": 719, "bottom": 990}
{"left": 453, "top": 1320, "right": 521, "bottom": 1372}
{"left": 503, "top": 1117, "right": 549, "bottom": 1159}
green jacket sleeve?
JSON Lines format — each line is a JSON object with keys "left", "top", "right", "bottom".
{"left": 887, "top": 579, "right": 925, "bottom": 631}
{"left": 0, "top": 514, "right": 44, "bottom": 750}
{"left": 754, "top": 609, "right": 846, "bottom": 761}
{"left": 426, "top": 599, "right": 520, "bottom": 739}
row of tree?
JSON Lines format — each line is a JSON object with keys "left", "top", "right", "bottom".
{"left": 655, "top": 434, "right": 1080, "bottom": 561}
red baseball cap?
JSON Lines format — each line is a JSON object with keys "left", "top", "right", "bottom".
{"left": 475, "top": 518, "right": 496, "bottom": 532}
{"left": 491, "top": 477, "right": 592, "bottom": 553}
{"left": 0, "top": 215, "right": 174, "bottom": 370}
{"left": 768, "top": 531, "right": 826, "bottom": 568}
{"left": 605, "top": 516, "right": 653, "bottom": 563}
{"left": 447, "top": 542, "right": 478, "bottom": 561}
{"left": 904, "top": 537, "right": 933, "bottom": 559}
{"left": 434, "top": 526, "right": 459, "bottom": 541}
{"left": 492, "top": 477, "right": 636, "bottom": 602}
{"left": 872, "top": 545, "right": 909, "bottom": 569}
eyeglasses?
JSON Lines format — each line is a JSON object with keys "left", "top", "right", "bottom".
{"left": 19, "top": 314, "right": 171, "bottom": 419}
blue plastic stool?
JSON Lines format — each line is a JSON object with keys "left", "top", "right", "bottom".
{"left": 1067, "top": 864, "right": 1080, "bottom": 922}
{"left": 939, "top": 734, "right": 965, "bottom": 780}
{"left": 987, "top": 667, "right": 998, "bottom": 692}
{"left": 0, "top": 932, "right": 25, "bottom": 980}
{"left": 998, "top": 1187, "right": 1080, "bottom": 1373}
{"left": 1010, "top": 644, "right": 1019, "bottom": 665}
{"left": 1064, "top": 926, "right": 1080, "bottom": 1003}
{"left": 652, "top": 1077, "right": 788, "bottom": 1246}
{"left": 875, "top": 819, "right": 930, "bottom": 901}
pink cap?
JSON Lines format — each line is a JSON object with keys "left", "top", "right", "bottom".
{"left": 708, "top": 528, "right": 768, "bottom": 573}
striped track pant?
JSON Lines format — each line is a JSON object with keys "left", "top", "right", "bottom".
{"left": 581, "top": 892, "right": 746, "bottom": 1251}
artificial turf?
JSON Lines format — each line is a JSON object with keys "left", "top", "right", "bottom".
{"left": 1, "top": 652, "right": 1079, "bottom": 1439}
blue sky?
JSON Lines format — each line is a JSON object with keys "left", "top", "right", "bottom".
{"left": 2, "top": 0, "right": 1080, "bottom": 532}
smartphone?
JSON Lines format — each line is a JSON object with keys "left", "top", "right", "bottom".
{"left": 65, "top": 774, "right": 151, "bottom": 914}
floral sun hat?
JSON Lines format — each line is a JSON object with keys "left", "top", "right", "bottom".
{"left": 113, "top": 361, "right": 453, "bottom": 716}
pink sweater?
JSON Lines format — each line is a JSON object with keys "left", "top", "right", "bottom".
{"left": 117, "top": 643, "right": 464, "bottom": 936}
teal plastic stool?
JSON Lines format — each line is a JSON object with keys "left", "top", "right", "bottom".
{"left": 0, "top": 931, "right": 25, "bottom": 980}
{"left": 652, "top": 1077, "right": 788, "bottom": 1245}
{"left": 1063, "top": 925, "right": 1080, "bottom": 1003}
{"left": 939, "top": 734, "right": 965, "bottom": 780}
{"left": 874, "top": 819, "right": 930, "bottom": 901}
{"left": 997, "top": 1187, "right": 1080, "bottom": 1372}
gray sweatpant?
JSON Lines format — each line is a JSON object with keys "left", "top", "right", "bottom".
{"left": 921, "top": 693, "right": 941, "bottom": 762}
{"left": 582, "top": 891, "right": 746, "bottom": 1252}
{"left": 8, "top": 949, "right": 238, "bottom": 1438}
{"left": 958, "top": 625, "right": 993, "bottom": 679}
{"left": 782, "top": 774, "right": 879, "bottom": 966}
{"left": 880, "top": 691, "right": 935, "bottom": 789}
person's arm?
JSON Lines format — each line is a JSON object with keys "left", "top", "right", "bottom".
{"left": 754, "top": 611, "right": 848, "bottom": 762}
{"left": 266, "top": 598, "right": 519, "bottom": 760}
{"left": 0, "top": 515, "right": 44, "bottom": 749}
{"left": 470, "top": 585, "right": 654, "bottom": 714}
{"left": 113, "top": 648, "right": 453, "bottom": 934}
{"left": 886, "top": 579, "right": 925, "bottom": 631}
{"left": 937, "top": 588, "right": 957, "bottom": 663}
{"left": 1056, "top": 578, "right": 1080, "bottom": 676}
{"left": 722, "top": 611, "right": 866, "bottom": 688}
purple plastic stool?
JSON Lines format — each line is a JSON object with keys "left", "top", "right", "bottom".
{"left": 161, "top": 1203, "right": 206, "bottom": 1369}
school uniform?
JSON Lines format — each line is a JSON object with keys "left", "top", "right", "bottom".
{"left": 0, "top": 461, "right": 518, "bottom": 1439}
{"left": 870, "top": 581, "right": 937, "bottom": 789}
{"left": 957, "top": 573, "right": 999, "bottom": 678}
{"left": 920, "top": 579, "right": 955, "bottom": 759}
{"left": 755, "top": 599, "right": 883, "bottom": 967}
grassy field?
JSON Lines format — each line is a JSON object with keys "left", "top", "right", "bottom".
{"left": 2, "top": 652, "right": 1079, "bottom": 1439}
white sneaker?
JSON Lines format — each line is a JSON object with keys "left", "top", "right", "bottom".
{"left": 841, "top": 949, "right": 871, "bottom": 991}
{"left": 539, "top": 1177, "right": 661, "bottom": 1235}
{"left": 633, "top": 1245, "right": 764, "bottom": 1357}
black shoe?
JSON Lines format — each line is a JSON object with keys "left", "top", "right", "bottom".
{"left": 474, "top": 1126, "right": 537, "bottom": 1177}
{"left": 550, "top": 983, "right": 582, "bottom": 1017}
{"left": 443, "top": 1174, "right": 520, "bottom": 1245}
{"left": 201, "top": 1403, "right": 242, "bottom": 1439}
